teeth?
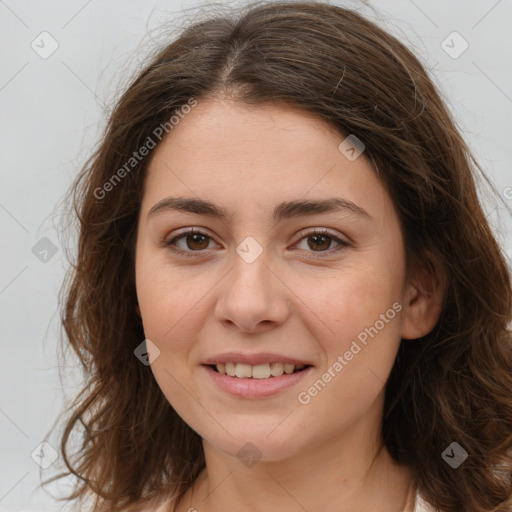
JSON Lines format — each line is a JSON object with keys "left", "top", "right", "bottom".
{"left": 235, "top": 363, "right": 252, "bottom": 378}
{"left": 270, "top": 362, "right": 283, "bottom": 377}
{"left": 284, "top": 363, "right": 294, "bottom": 374}
{"left": 215, "top": 362, "right": 307, "bottom": 378}
{"left": 225, "top": 362, "right": 236, "bottom": 377}
{"left": 252, "top": 364, "right": 271, "bottom": 379}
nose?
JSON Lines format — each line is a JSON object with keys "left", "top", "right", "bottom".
{"left": 214, "top": 248, "right": 291, "bottom": 333}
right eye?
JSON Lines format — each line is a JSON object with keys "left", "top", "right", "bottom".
{"left": 163, "top": 228, "right": 219, "bottom": 257}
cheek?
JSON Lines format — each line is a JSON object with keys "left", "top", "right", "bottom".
{"left": 298, "top": 262, "right": 403, "bottom": 338}
{"left": 135, "top": 246, "right": 213, "bottom": 341}
{"left": 135, "top": 254, "right": 205, "bottom": 406}
{"left": 297, "top": 260, "right": 406, "bottom": 390}
{"left": 295, "top": 271, "right": 404, "bottom": 427}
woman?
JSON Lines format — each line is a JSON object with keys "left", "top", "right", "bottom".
{"left": 45, "top": 2, "right": 512, "bottom": 511}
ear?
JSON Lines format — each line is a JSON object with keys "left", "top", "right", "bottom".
{"left": 401, "top": 254, "right": 447, "bottom": 340}
{"left": 135, "top": 304, "right": 141, "bottom": 317}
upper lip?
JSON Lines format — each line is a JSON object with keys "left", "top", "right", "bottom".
{"left": 203, "top": 352, "right": 313, "bottom": 366}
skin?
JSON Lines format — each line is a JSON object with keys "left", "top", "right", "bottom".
{"left": 135, "top": 97, "right": 443, "bottom": 512}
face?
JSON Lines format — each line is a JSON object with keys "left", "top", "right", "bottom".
{"left": 135, "top": 98, "right": 419, "bottom": 462}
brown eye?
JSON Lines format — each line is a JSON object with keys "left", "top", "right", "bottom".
{"left": 164, "top": 229, "right": 215, "bottom": 256}
{"left": 307, "top": 233, "right": 333, "bottom": 251}
{"left": 184, "top": 233, "right": 210, "bottom": 250}
{"left": 294, "top": 229, "right": 349, "bottom": 257}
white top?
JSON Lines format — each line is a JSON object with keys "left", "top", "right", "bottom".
{"left": 414, "top": 491, "right": 435, "bottom": 512}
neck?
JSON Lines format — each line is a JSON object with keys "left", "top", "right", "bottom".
{"left": 179, "top": 424, "right": 417, "bottom": 512}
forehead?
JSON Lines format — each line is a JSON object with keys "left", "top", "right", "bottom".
{"left": 142, "top": 98, "right": 392, "bottom": 222}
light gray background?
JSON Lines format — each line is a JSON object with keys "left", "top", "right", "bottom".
{"left": 1, "top": 1, "right": 511, "bottom": 510}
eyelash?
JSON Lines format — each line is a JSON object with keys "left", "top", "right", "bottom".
{"left": 162, "top": 228, "right": 350, "bottom": 259}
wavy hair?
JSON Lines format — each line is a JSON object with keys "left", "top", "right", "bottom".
{"left": 44, "top": 1, "right": 512, "bottom": 511}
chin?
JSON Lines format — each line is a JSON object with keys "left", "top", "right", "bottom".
{"left": 202, "top": 427, "right": 306, "bottom": 464}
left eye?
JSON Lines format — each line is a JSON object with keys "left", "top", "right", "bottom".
{"left": 163, "top": 228, "right": 348, "bottom": 257}
{"left": 294, "top": 229, "right": 348, "bottom": 253}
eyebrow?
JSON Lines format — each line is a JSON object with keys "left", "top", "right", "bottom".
{"left": 147, "top": 196, "right": 371, "bottom": 222}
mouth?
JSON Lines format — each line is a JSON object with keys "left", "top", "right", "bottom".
{"left": 203, "top": 362, "right": 313, "bottom": 398}
{"left": 207, "top": 362, "right": 312, "bottom": 379}
{"left": 201, "top": 353, "right": 314, "bottom": 397}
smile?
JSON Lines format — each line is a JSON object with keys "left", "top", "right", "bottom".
{"left": 212, "top": 362, "right": 308, "bottom": 378}
{"left": 203, "top": 364, "right": 313, "bottom": 398}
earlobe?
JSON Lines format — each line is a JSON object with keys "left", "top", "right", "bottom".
{"left": 401, "top": 257, "right": 446, "bottom": 340}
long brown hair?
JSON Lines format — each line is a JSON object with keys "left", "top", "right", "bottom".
{"left": 44, "top": 1, "right": 512, "bottom": 511}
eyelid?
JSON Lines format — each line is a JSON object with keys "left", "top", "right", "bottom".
{"left": 161, "top": 227, "right": 219, "bottom": 257}
{"left": 291, "top": 228, "right": 350, "bottom": 257}
{"left": 162, "top": 227, "right": 350, "bottom": 258}
{"left": 294, "top": 227, "right": 350, "bottom": 245}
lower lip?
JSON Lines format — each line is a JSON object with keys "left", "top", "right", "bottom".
{"left": 203, "top": 365, "right": 313, "bottom": 398}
